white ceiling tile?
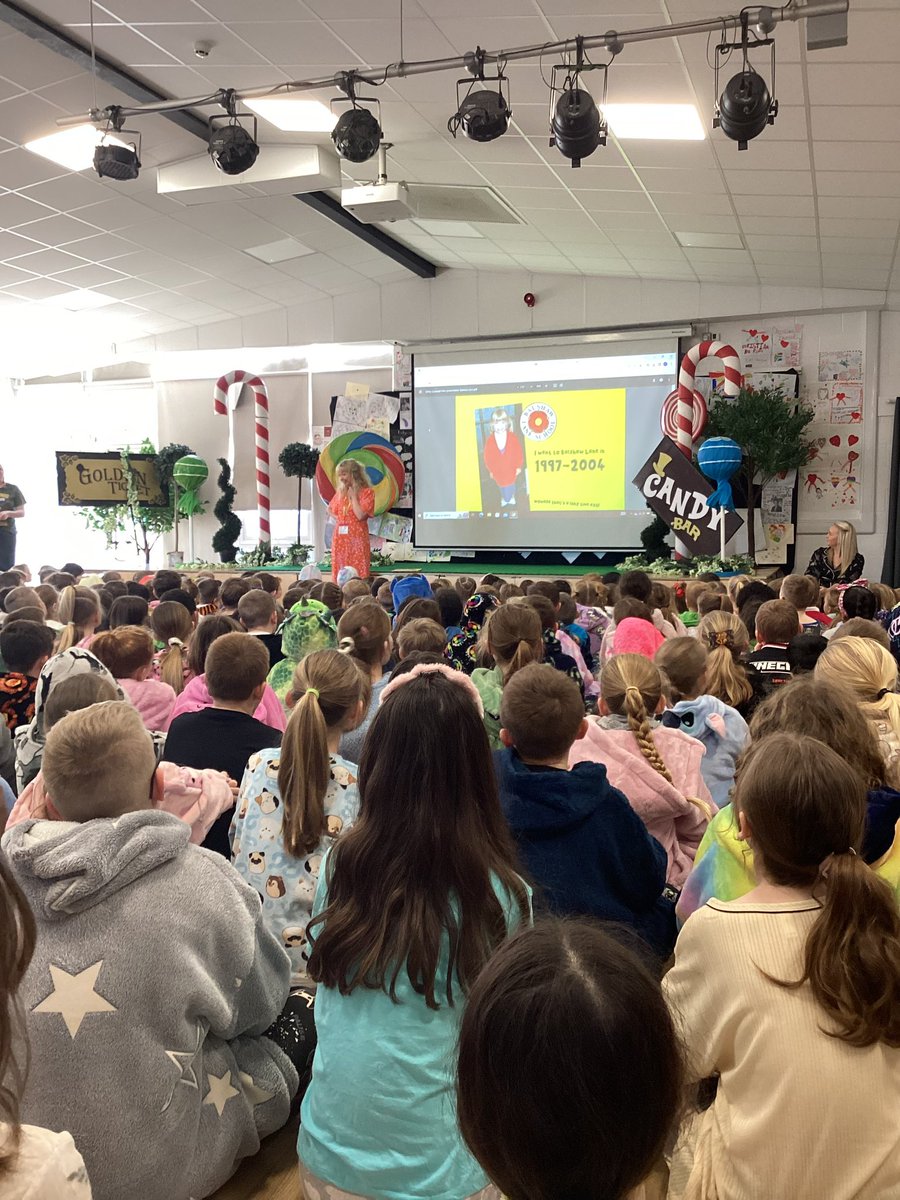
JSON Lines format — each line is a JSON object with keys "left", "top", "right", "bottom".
{"left": 619, "top": 141, "right": 717, "bottom": 171}
{"left": 0, "top": 192, "right": 58, "bottom": 227}
{"left": 123, "top": 22, "right": 268, "bottom": 65}
{"left": 817, "top": 171, "right": 900, "bottom": 197}
{"left": 20, "top": 174, "right": 113, "bottom": 211}
{"left": 654, "top": 192, "right": 734, "bottom": 216}
{"left": 7, "top": 246, "right": 88, "bottom": 275}
{"left": 713, "top": 140, "right": 811, "bottom": 172}
{"left": 811, "top": 106, "right": 900, "bottom": 143}
{"left": 0, "top": 262, "right": 37, "bottom": 287}
{"left": 745, "top": 234, "right": 818, "bottom": 252}
{"left": 820, "top": 236, "right": 896, "bottom": 256}
{"left": 739, "top": 216, "right": 815, "bottom": 237}
{"left": 807, "top": 64, "right": 897, "bottom": 107}
{"left": 0, "top": 147, "right": 68, "bottom": 190}
{"left": 0, "top": 34, "right": 81, "bottom": 89}
{"left": 814, "top": 141, "right": 900, "bottom": 173}
{"left": 663, "top": 214, "right": 740, "bottom": 235}
{"left": 636, "top": 168, "right": 726, "bottom": 194}
{"left": 4, "top": 275, "right": 76, "bottom": 300}
{"left": 731, "top": 194, "right": 816, "bottom": 217}
{"left": 818, "top": 195, "right": 900, "bottom": 219}
{"left": 725, "top": 171, "right": 813, "bottom": 196}
{"left": 0, "top": 229, "right": 45, "bottom": 258}
{"left": 818, "top": 217, "right": 899, "bottom": 239}
{"left": 51, "top": 262, "right": 130, "bottom": 289}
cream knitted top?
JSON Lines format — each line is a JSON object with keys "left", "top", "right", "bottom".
{"left": 664, "top": 898, "right": 900, "bottom": 1200}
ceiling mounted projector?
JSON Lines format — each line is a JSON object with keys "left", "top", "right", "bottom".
{"left": 341, "top": 180, "right": 418, "bottom": 223}
{"left": 94, "top": 137, "right": 140, "bottom": 181}
{"left": 332, "top": 107, "right": 382, "bottom": 163}
{"left": 551, "top": 87, "right": 605, "bottom": 167}
{"left": 715, "top": 68, "right": 777, "bottom": 150}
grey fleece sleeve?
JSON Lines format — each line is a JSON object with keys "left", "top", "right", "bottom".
{"left": 0, "top": 721, "right": 15, "bottom": 792}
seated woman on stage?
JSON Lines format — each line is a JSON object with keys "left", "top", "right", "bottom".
{"left": 805, "top": 520, "right": 864, "bottom": 587}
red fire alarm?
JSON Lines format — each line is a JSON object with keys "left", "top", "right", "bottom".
{"left": 523, "top": 292, "right": 536, "bottom": 308}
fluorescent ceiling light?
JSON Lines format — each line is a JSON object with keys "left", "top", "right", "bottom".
{"left": 244, "top": 97, "right": 336, "bottom": 132}
{"left": 25, "top": 124, "right": 130, "bottom": 171}
{"left": 244, "top": 237, "right": 315, "bottom": 264}
{"left": 602, "top": 104, "right": 705, "bottom": 141}
{"left": 45, "top": 289, "right": 118, "bottom": 310}
{"left": 413, "top": 219, "right": 484, "bottom": 238}
{"left": 675, "top": 231, "right": 744, "bottom": 249}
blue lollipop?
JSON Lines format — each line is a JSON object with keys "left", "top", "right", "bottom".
{"left": 697, "top": 436, "right": 742, "bottom": 560}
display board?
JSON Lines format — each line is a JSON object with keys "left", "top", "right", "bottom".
{"left": 56, "top": 451, "right": 168, "bottom": 508}
{"left": 413, "top": 338, "right": 679, "bottom": 550}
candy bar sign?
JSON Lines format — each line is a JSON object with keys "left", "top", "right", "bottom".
{"left": 633, "top": 436, "right": 744, "bottom": 557}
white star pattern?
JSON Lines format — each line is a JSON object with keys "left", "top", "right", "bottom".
{"left": 203, "top": 1070, "right": 239, "bottom": 1117}
{"left": 33, "top": 962, "right": 116, "bottom": 1038}
{"left": 162, "top": 1023, "right": 204, "bottom": 1112}
{"left": 238, "top": 1071, "right": 274, "bottom": 1107}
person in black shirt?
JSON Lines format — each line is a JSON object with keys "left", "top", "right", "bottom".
{"left": 237, "top": 588, "right": 284, "bottom": 671}
{"left": 805, "top": 520, "right": 864, "bottom": 586}
{"left": 0, "top": 465, "right": 25, "bottom": 572}
{"left": 746, "top": 599, "right": 800, "bottom": 699}
{"left": 163, "top": 632, "right": 281, "bottom": 856}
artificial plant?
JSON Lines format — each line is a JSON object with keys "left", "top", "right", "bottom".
{"left": 80, "top": 440, "right": 177, "bottom": 567}
{"left": 211, "top": 457, "right": 242, "bottom": 563}
{"left": 639, "top": 512, "right": 671, "bottom": 561}
{"left": 278, "top": 442, "right": 320, "bottom": 545}
{"left": 704, "top": 384, "right": 815, "bottom": 560}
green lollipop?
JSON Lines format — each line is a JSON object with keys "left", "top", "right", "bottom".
{"left": 173, "top": 454, "right": 209, "bottom": 516}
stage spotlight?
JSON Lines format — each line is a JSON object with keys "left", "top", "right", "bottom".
{"left": 332, "top": 107, "right": 382, "bottom": 163}
{"left": 715, "top": 68, "right": 776, "bottom": 150}
{"left": 94, "top": 135, "right": 140, "bottom": 180}
{"left": 209, "top": 118, "right": 260, "bottom": 175}
{"left": 551, "top": 87, "right": 605, "bottom": 167}
{"left": 456, "top": 88, "right": 510, "bottom": 142}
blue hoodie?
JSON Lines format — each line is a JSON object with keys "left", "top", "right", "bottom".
{"left": 660, "top": 694, "right": 750, "bottom": 809}
{"left": 494, "top": 748, "right": 674, "bottom": 957}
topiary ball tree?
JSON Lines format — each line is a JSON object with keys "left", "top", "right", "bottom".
{"left": 212, "top": 457, "right": 242, "bottom": 563}
{"left": 279, "top": 442, "right": 320, "bottom": 544}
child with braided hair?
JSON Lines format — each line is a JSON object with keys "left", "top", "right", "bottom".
{"left": 570, "top": 653, "right": 715, "bottom": 886}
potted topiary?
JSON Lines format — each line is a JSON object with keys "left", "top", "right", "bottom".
{"left": 279, "top": 442, "right": 320, "bottom": 546}
{"left": 212, "top": 458, "right": 242, "bottom": 563}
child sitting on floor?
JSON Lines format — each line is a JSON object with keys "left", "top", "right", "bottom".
{"left": 472, "top": 602, "right": 545, "bottom": 749}
{"left": 91, "top": 625, "right": 177, "bottom": 733}
{"left": 0, "top": 619, "right": 54, "bottom": 733}
{"left": 495, "top": 663, "right": 672, "bottom": 958}
{"left": 149, "top": 600, "right": 193, "bottom": 694}
{"left": 8, "top": 701, "right": 298, "bottom": 1200}
{"left": 571, "top": 654, "right": 714, "bottom": 887}
{"left": 665, "top": 734, "right": 900, "bottom": 1200}
{"left": 298, "top": 664, "right": 531, "bottom": 1200}
{"left": 656, "top": 637, "right": 750, "bottom": 809}
{"left": 231, "top": 647, "right": 369, "bottom": 993}
{"left": 457, "top": 921, "right": 682, "bottom": 1200}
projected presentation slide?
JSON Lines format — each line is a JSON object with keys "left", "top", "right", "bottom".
{"left": 413, "top": 343, "right": 678, "bottom": 551}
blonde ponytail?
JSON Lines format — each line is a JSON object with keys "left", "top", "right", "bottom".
{"left": 279, "top": 649, "right": 371, "bottom": 857}
{"left": 56, "top": 585, "right": 100, "bottom": 652}
{"left": 697, "top": 610, "right": 753, "bottom": 709}
{"left": 150, "top": 601, "right": 193, "bottom": 694}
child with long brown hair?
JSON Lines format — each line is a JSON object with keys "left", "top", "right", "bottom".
{"left": 230, "top": 648, "right": 369, "bottom": 990}
{"left": 336, "top": 599, "right": 391, "bottom": 764}
{"left": 149, "top": 600, "right": 193, "bottom": 693}
{"left": 472, "top": 602, "right": 544, "bottom": 748}
{"left": 666, "top": 733, "right": 900, "bottom": 1200}
{"left": 571, "top": 653, "right": 714, "bottom": 886}
{"left": 298, "top": 663, "right": 532, "bottom": 1200}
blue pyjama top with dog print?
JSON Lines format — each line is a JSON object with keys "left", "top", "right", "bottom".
{"left": 229, "top": 747, "right": 360, "bottom": 987}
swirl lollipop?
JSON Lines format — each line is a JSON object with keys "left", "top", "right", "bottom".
{"left": 316, "top": 430, "right": 405, "bottom": 516}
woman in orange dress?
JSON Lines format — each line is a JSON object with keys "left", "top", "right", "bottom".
{"left": 329, "top": 459, "right": 376, "bottom": 581}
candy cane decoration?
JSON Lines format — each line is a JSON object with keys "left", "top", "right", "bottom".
{"left": 213, "top": 369, "right": 270, "bottom": 541}
{"left": 673, "top": 341, "right": 742, "bottom": 558}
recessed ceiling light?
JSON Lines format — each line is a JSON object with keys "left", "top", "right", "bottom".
{"left": 413, "top": 219, "right": 484, "bottom": 238}
{"left": 44, "top": 289, "right": 118, "bottom": 310}
{"left": 244, "top": 97, "right": 336, "bottom": 133}
{"left": 25, "top": 124, "right": 130, "bottom": 171}
{"left": 243, "top": 237, "right": 315, "bottom": 264}
{"left": 602, "top": 104, "right": 705, "bottom": 141}
{"left": 675, "top": 231, "right": 744, "bottom": 249}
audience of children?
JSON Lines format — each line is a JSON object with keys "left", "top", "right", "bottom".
{"left": 90, "top": 625, "right": 177, "bottom": 733}
{"left": 6, "top": 559, "right": 900, "bottom": 1199}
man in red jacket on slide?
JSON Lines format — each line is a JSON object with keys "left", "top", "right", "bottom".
{"left": 483, "top": 409, "right": 524, "bottom": 507}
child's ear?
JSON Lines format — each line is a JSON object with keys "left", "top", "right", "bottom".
{"left": 285, "top": 690, "right": 296, "bottom": 709}
{"left": 736, "top": 809, "right": 752, "bottom": 843}
{"left": 654, "top": 695, "right": 667, "bottom": 716}
{"left": 598, "top": 697, "right": 610, "bottom": 716}
{"left": 251, "top": 681, "right": 267, "bottom": 704}
{"left": 499, "top": 728, "right": 514, "bottom": 749}
{"left": 574, "top": 718, "right": 589, "bottom": 743}
{"left": 151, "top": 765, "right": 166, "bottom": 806}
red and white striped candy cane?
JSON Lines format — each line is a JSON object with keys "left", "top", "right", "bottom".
{"left": 674, "top": 341, "right": 742, "bottom": 558}
{"left": 213, "top": 369, "right": 270, "bottom": 541}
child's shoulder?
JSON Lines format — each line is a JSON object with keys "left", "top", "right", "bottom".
{"left": 329, "top": 753, "right": 359, "bottom": 789}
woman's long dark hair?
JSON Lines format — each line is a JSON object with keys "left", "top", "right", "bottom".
{"left": 307, "top": 670, "right": 530, "bottom": 1009}
{"left": 0, "top": 858, "right": 35, "bottom": 1172}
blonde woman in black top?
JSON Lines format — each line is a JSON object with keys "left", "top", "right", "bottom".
{"left": 805, "top": 520, "right": 864, "bottom": 586}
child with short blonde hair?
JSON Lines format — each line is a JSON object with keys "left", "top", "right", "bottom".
{"left": 91, "top": 624, "right": 176, "bottom": 733}
{"left": 571, "top": 654, "right": 714, "bottom": 886}
{"left": 11, "top": 701, "right": 298, "bottom": 1200}
{"left": 396, "top": 617, "right": 447, "bottom": 660}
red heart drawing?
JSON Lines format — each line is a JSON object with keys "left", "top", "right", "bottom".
{"left": 780, "top": 339, "right": 790, "bottom": 348}
{"left": 829, "top": 435, "right": 841, "bottom": 447}
{"left": 851, "top": 411, "right": 861, "bottom": 421}
{"left": 747, "top": 328, "right": 758, "bottom": 337}
{"left": 835, "top": 392, "right": 846, "bottom": 401}
{"left": 761, "top": 333, "right": 769, "bottom": 342}
{"left": 848, "top": 451, "right": 859, "bottom": 462}
{"left": 848, "top": 435, "right": 859, "bottom": 445}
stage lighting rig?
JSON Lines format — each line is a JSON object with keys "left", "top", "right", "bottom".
{"left": 448, "top": 48, "right": 512, "bottom": 143}
{"left": 331, "top": 74, "right": 383, "bottom": 164}
{"left": 713, "top": 12, "right": 778, "bottom": 150}
{"left": 548, "top": 39, "right": 609, "bottom": 168}
{"left": 208, "top": 90, "right": 260, "bottom": 174}
{"left": 93, "top": 107, "right": 141, "bottom": 180}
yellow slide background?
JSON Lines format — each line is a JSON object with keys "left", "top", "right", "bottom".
{"left": 454, "top": 389, "right": 626, "bottom": 513}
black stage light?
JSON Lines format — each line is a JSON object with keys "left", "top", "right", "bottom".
{"left": 332, "top": 107, "right": 382, "bottom": 163}
{"left": 456, "top": 87, "right": 510, "bottom": 142}
{"left": 551, "top": 87, "right": 604, "bottom": 167}
{"left": 716, "top": 68, "right": 777, "bottom": 150}
{"left": 209, "top": 119, "right": 260, "bottom": 175}
{"left": 94, "top": 137, "right": 140, "bottom": 181}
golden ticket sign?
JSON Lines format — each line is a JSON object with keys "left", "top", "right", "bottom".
{"left": 56, "top": 452, "right": 169, "bottom": 508}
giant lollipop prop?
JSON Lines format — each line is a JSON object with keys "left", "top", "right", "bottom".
{"left": 697, "top": 437, "right": 742, "bottom": 564}
{"left": 172, "top": 454, "right": 208, "bottom": 563}
{"left": 213, "top": 370, "right": 270, "bottom": 542}
{"left": 316, "top": 430, "right": 405, "bottom": 516}
{"left": 673, "top": 341, "right": 742, "bottom": 557}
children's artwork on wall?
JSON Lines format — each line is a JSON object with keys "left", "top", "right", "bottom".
{"left": 818, "top": 350, "right": 862, "bottom": 382}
